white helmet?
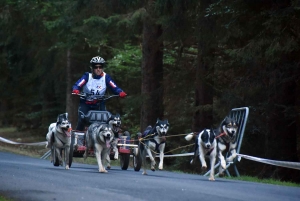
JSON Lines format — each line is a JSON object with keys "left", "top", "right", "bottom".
{"left": 90, "top": 56, "right": 105, "bottom": 67}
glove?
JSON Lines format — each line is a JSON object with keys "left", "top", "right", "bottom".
{"left": 119, "top": 91, "right": 127, "bottom": 98}
{"left": 72, "top": 89, "right": 80, "bottom": 95}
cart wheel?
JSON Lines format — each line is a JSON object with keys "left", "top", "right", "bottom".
{"left": 120, "top": 153, "right": 130, "bottom": 170}
{"left": 69, "top": 134, "right": 75, "bottom": 167}
{"left": 52, "top": 146, "right": 60, "bottom": 166}
{"left": 133, "top": 148, "right": 141, "bottom": 171}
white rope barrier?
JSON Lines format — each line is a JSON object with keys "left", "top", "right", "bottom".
{"left": 236, "top": 154, "right": 300, "bottom": 170}
{"left": 158, "top": 153, "right": 300, "bottom": 171}
{"left": 0, "top": 137, "right": 47, "bottom": 146}
{"left": 160, "top": 153, "right": 193, "bottom": 157}
{"left": 1, "top": 135, "right": 300, "bottom": 171}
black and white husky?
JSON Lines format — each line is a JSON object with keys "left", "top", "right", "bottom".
{"left": 216, "top": 116, "right": 239, "bottom": 176}
{"left": 84, "top": 123, "right": 114, "bottom": 173}
{"left": 139, "top": 119, "right": 169, "bottom": 175}
{"left": 106, "top": 113, "right": 122, "bottom": 169}
{"left": 185, "top": 128, "right": 217, "bottom": 181}
{"left": 46, "top": 113, "right": 72, "bottom": 169}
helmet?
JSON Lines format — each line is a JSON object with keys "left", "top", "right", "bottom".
{"left": 90, "top": 56, "right": 105, "bottom": 67}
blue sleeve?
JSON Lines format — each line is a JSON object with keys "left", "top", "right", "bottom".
{"left": 105, "top": 74, "right": 123, "bottom": 94}
{"left": 72, "top": 72, "right": 89, "bottom": 90}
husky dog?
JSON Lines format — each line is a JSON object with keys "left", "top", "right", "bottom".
{"left": 185, "top": 128, "right": 217, "bottom": 181}
{"left": 46, "top": 113, "right": 72, "bottom": 169}
{"left": 84, "top": 123, "right": 114, "bottom": 173}
{"left": 106, "top": 113, "right": 122, "bottom": 169}
{"left": 216, "top": 116, "right": 239, "bottom": 176}
{"left": 139, "top": 119, "right": 169, "bottom": 175}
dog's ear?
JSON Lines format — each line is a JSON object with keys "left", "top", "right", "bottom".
{"left": 57, "top": 113, "right": 68, "bottom": 123}
{"left": 233, "top": 119, "right": 239, "bottom": 128}
{"left": 210, "top": 127, "right": 216, "bottom": 137}
{"left": 95, "top": 124, "right": 103, "bottom": 133}
{"left": 56, "top": 114, "right": 61, "bottom": 123}
{"left": 223, "top": 116, "right": 229, "bottom": 122}
{"left": 166, "top": 120, "right": 170, "bottom": 127}
{"left": 220, "top": 116, "right": 229, "bottom": 126}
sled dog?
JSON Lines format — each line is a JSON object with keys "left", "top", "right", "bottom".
{"left": 185, "top": 128, "right": 217, "bottom": 181}
{"left": 84, "top": 123, "right": 114, "bottom": 173}
{"left": 46, "top": 113, "right": 72, "bottom": 169}
{"left": 139, "top": 119, "right": 169, "bottom": 175}
{"left": 215, "top": 116, "right": 239, "bottom": 176}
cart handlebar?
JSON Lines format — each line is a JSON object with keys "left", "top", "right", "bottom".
{"left": 71, "top": 93, "right": 119, "bottom": 101}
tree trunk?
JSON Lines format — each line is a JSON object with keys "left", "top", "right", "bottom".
{"left": 66, "top": 49, "right": 78, "bottom": 127}
{"left": 193, "top": 0, "right": 214, "bottom": 132}
{"left": 296, "top": 80, "right": 300, "bottom": 161}
{"left": 140, "top": 1, "right": 164, "bottom": 131}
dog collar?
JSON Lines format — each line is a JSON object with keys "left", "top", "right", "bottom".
{"left": 215, "top": 132, "right": 226, "bottom": 139}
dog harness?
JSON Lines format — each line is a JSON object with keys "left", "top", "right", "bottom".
{"left": 205, "top": 147, "right": 215, "bottom": 156}
{"left": 149, "top": 136, "right": 166, "bottom": 152}
{"left": 142, "top": 126, "right": 166, "bottom": 152}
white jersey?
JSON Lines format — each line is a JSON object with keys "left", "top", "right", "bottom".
{"left": 82, "top": 73, "right": 107, "bottom": 101}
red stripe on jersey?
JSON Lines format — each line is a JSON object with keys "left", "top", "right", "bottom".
{"left": 78, "top": 80, "right": 86, "bottom": 87}
{"left": 109, "top": 81, "right": 116, "bottom": 88}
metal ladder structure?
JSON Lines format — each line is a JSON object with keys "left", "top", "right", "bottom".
{"left": 204, "top": 107, "right": 249, "bottom": 177}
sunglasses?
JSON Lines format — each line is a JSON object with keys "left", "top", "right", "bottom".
{"left": 93, "top": 65, "right": 103, "bottom": 69}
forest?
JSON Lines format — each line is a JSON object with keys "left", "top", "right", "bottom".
{"left": 0, "top": 0, "right": 300, "bottom": 182}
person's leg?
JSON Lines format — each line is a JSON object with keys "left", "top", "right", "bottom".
{"left": 99, "top": 100, "right": 106, "bottom": 111}
{"left": 75, "top": 102, "right": 90, "bottom": 131}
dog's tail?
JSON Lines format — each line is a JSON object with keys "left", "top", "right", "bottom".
{"left": 185, "top": 133, "right": 194, "bottom": 141}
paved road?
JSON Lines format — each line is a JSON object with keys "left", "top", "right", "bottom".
{"left": 0, "top": 151, "right": 299, "bottom": 201}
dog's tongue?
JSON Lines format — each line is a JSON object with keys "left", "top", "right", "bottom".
{"left": 106, "top": 139, "right": 111, "bottom": 148}
{"left": 64, "top": 128, "right": 72, "bottom": 137}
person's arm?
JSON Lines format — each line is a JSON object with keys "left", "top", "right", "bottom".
{"left": 72, "top": 72, "right": 89, "bottom": 93}
{"left": 105, "top": 74, "right": 124, "bottom": 95}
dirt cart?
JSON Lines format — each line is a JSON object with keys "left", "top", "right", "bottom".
{"left": 69, "top": 94, "right": 137, "bottom": 170}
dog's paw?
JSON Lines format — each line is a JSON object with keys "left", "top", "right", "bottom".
{"left": 209, "top": 177, "right": 215, "bottom": 181}
{"left": 151, "top": 167, "right": 156, "bottom": 172}
{"left": 142, "top": 171, "right": 147, "bottom": 175}
{"left": 201, "top": 166, "right": 207, "bottom": 171}
{"left": 107, "top": 166, "right": 111, "bottom": 170}
{"left": 226, "top": 156, "right": 235, "bottom": 163}
{"left": 65, "top": 165, "right": 70, "bottom": 170}
{"left": 219, "top": 172, "right": 225, "bottom": 177}
{"left": 185, "top": 133, "right": 194, "bottom": 141}
{"left": 99, "top": 168, "right": 108, "bottom": 173}
{"left": 158, "top": 164, "right": 163, "bottom": 170}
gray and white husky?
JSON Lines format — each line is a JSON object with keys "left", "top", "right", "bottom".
{"left": 106, "top": 113, "right": 122, "bottom": 169}
{"left": 46, "top": 113, "right": 72, "bottom": 169}
{"left": 84, "top": 123, "right": 114, "bottom": 173}
{"left": 215, "top": 116, "right": 239, "bottom": 176}
{"left": 139, "top": 119, "right": 169, "bottom": 175}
